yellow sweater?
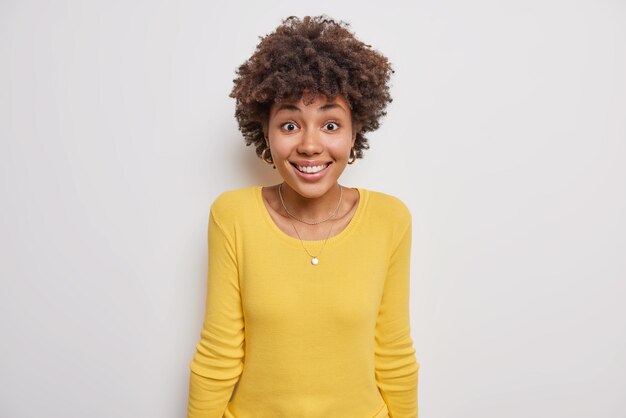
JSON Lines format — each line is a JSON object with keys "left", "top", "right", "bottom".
{"left": 188, "top": 186, "right": 420, "bottom": 418}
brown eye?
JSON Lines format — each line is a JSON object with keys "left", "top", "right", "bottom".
{"left": 281, "top": 122, "right": 297, "bottom": 131}
{"left": 325, "top": 122, "right": 338, "bottom": 131}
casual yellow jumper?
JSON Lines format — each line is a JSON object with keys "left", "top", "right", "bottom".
{"left": 188, "top": 186, "right": 420, "bottom": 418}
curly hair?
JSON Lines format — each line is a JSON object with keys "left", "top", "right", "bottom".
{"left": 229, "top": 15, "right": 394, "bottom": 160}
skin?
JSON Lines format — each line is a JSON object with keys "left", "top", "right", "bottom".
{"left": 261, "top": 93, "right": 361, "bottom": 240}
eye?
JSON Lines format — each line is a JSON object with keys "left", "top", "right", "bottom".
{"left": 281, "top": 122, "right": 298, "bottom": 132}
{"left": 325, "top": 122, "right": 339, "bottom": 131}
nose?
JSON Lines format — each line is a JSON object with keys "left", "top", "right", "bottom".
{"left": 296, "top": 128, "right": 323, "bottom": 155}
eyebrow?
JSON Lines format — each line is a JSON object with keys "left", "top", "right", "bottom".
{"left": 274, "top": 103, "right": 345, "bottom": 114}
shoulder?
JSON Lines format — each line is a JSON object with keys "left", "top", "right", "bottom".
{"left": 361, "top": 188, "right": 412, "bottom": 224}
{"left": 209, "top": 186, "right": 258, "bottom": 223}
{"left": 356, "top": 188, "right": 412, "bottom": 246}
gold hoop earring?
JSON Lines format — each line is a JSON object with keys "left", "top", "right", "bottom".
{"left": 261, "top": 147, "right": 276, "bottom": 169}
{"left": 347, "top": 147, "right": 356, "bottom": 165}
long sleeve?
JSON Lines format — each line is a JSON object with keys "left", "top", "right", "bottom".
{"left": 187, "top": 209, "right": 245, "bottom": 418}
{"left": 374, "top": 217, "right": 420, "bottom": 418}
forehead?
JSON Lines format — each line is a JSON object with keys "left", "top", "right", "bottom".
{"left": 270, "top": 94, "right": 351, "bottom": 116}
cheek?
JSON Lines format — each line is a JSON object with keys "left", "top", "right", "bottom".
{"left": 328, "top": 140, "right": 353, "bottom": 158}
{"left": 267, "top": 137, "right": 291, "bottom": 157}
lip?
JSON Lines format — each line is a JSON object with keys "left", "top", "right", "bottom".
{"left": 290, "top": 162, "right": 332, "bottom": 181}
{"left": 291, "top": 160, "right": 331, "bottom": 167}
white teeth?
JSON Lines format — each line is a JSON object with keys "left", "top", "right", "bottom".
{"left": 296, "top": 163, "right": 329, "bottom": 174}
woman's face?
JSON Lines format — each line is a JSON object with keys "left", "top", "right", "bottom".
{"left": 265, "top": 93, "right": 356, "bottom": 200}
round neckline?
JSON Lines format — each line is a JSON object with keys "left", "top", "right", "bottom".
{"left": 255, "top": 185, "right": 368, "bottom": 248}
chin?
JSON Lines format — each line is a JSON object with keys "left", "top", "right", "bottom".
{"left": 283, "top": 179, "right": 339, "bottom": 200}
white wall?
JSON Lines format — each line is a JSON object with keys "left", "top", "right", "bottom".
{"left": 1, "top": 1, "right": 625, "bottom": 417}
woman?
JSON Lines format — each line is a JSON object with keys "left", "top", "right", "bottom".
{"left": 188, "top": 15, "right": 420, "bottom": 418}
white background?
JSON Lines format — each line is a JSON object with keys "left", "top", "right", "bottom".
{"left": 1, "top": 1, "right": 625, "bottom": 417}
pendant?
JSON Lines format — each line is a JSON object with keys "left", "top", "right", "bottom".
{"left": 311, "top": 257, "right": 319, "bottom": 265}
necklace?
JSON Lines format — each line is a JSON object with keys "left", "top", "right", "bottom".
{"left": 288, "top": 217, "right": 336, "bottom": 265}
{"left": 278, "top": 183, "right": 343, "bottom": 265}
{"left": 278, "top": 183, "right": 343, "bottom": 225}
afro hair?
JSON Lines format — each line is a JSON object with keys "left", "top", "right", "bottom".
{"left": 229, "top": 15, "right": 394, "bottom": 160}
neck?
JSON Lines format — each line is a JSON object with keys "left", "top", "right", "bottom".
{"left": 279, "top": 182, "right": 342, "bottom": 222}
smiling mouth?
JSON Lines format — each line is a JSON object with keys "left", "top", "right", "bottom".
{"left": 291, "top": 162, "right": 331, "bottom": 174}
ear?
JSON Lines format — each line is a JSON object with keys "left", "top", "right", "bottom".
{"left": 351, "top": 122, "right": 360, "bottom": 145}
{"left": 262, "top": 123, "right": 269, "bottom": 146}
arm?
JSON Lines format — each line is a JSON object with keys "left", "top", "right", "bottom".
{"left": 187, "top": 209, "right": 245, "bottom": 418}
{"left": 375, "top": 218, "right": 420, "bottom": 418}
